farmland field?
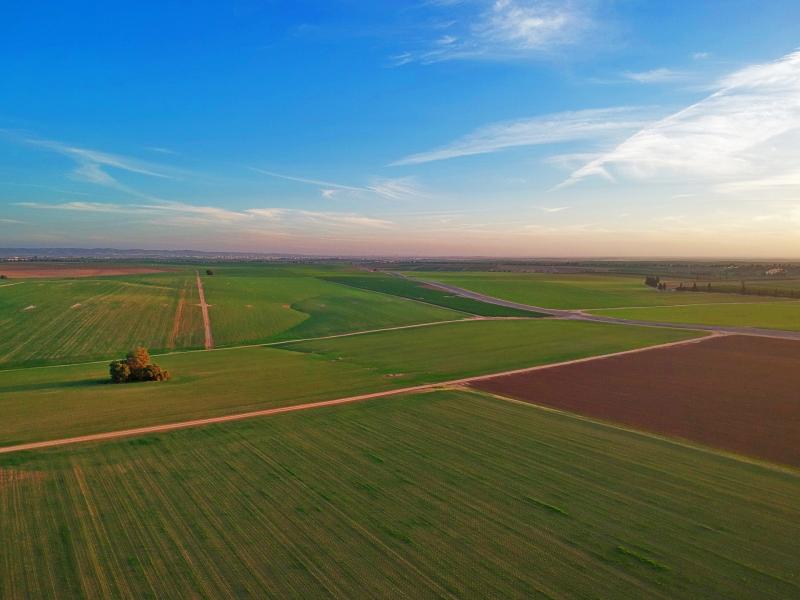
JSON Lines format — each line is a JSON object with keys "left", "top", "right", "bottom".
{"left": 0, "top": 274, "right": 204, "bottom": 367}
{"left": 473, "top": 335, "right": 800, "bottom": 467}
{"left": 201, "top": 268, "right": 461, "bottom": 346}
{"left": 408, "top": 271, "right": 786, "bottom": 309}
{"left": 1, "top": 389, "right": 797, "bottom": 599}
{"left": 0, "top": 319, "right": 698, "bottom": 445}
{"left": 590, "top": 301, "right": 800, "bottom": 331}
{"left": 0, "top": 265, "right": 465, "bottom": 368}
{"left": 322, "top": 273, "right": 540, "bottom": 316}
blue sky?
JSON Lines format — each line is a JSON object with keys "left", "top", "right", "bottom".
{"left": 2, "top": 0, "right": 799, "bottom": 256}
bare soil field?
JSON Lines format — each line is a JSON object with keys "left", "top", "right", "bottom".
{"left": 0, "top": 264, "right": 169, "bottom": 278}
{"left": 472, "top": 335, "right": 800, "bottom": 468}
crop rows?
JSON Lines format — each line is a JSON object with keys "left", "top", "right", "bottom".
{"left": 0, "top": 277, "right": 201, "bottom": 367}
{"left": 1, "top": 390, "right": 797, "bottom": 598}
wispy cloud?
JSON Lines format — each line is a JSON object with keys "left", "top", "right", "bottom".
{"left": 14, "top": 201, "right": 135, "bottom": 213}
{"left": 392, "top": 107, "right": 652, "bottom": 165}
{"left": 623, "top": 68, "right": 688, "bottom": 84}
{"left": 15, "top": 200, "right": 391, "bottom": 229}
{"left": 246, "top": 208, "right": 392, "bottom": 228}
{"left": 558, "top": 49, "right": 800, "bottom": 190}
{"left": 538, "top": 206, "right": 570, "bottom": 212}
{"left": 392, "top": 0, "right": 595, "bottom": 65}
{"left": 1, "top": 132, "right": 178, "bottom": 200}
{"left": 251, "top": 167, "right": 424, "bottom": 200}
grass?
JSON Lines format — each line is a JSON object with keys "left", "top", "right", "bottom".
{"left": 590, "top": 302, "right": 800, "bottom": 331}
{"left": 322, "top": 273, "right": 540, "bottom": 316}
{"left": 1, "top": 389, "right": 797, "bottom": 599}
{"left": 0, "top": 319, "right": 698, "bottom": 444}
{"left": 202, "top": 267, "right": 463, "bottom": 346}
{"left": 409, "top": 271, "right": 786, "bottom": 309}
{"left": 0, "top": 273, "right": 203, "bottom": 367}
{"left": 284, "top": 318, "right": 697, "bottom": 383}
{"left": 0, "top": 265, "right": 462, "bottom": 368}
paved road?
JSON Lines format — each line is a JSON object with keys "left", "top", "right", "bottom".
{"left": 420, "top": 279, "right": 800, "bottom": 341}
{"left": 0, "top": 333, "right": 715, "bottom": 455}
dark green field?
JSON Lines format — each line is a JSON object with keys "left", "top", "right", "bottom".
{"left": 323, "top": 273, "right": 540, "bottom": 317}
{"left": 1, "top": 390, "right": 796, "bottom": 599}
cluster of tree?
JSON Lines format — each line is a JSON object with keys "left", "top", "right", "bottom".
{"left": 109, "top": 347, "right": 170, "bottom": 383}
{"left": 0, "top": 274, "right": 7, "bottom": 279}
{"left": 206, "top": 269, "right": 215, "bottom": 276}
{"left": 644, "top": 276, "right": 667, "bottom": 290}
{"left": 666, "top": 279, "right": 800, "bottom": 299}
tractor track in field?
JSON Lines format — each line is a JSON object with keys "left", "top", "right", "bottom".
{"left": 196, "top": 271, "right": 214, "bottom": 350}
{"left": 0, "top": 332, "right": 719, "bottom": 454}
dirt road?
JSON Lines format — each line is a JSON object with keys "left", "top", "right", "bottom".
{"left": 0, "top": 332, "right": 716, "bottom": 455}
{"left": 196, "top": 271, "right": 214, "bottom": 349}
{"left": 419, "top": 279, "right": 800, "bottom": 340}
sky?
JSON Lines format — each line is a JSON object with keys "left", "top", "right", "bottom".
{"left": 2, "top": 0, "right": 800, "bottom": 258}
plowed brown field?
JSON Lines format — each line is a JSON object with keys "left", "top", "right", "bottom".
{"left": 472, "top": 335, "right": 800, "bottom": 467}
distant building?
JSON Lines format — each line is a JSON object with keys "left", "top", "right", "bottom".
{"left": 765, "top": 268, "right": 786, "bottom": 276}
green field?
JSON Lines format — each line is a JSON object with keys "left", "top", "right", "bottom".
{"left": 591, "top": 301, "right": 800, "bottom": 331}
{"left": 0, "top": 273, "right": 204, "bottom": 367}
{"left": 322, "top": 273, "right": 540, "bottom": 317}
{"left": 0, "top": 319, "right": 698, "bottom": 445}
{"left": 0, "top": 265, "right": 464, "bottom": 368}
{"left": 202, "top": 268, "right": 461, "bottom": 346}
{"left": 1, "top": 389, "right": 796, "bottom": 599}
{"left": 409, "top": 271, "right": 785, "bottom": 309}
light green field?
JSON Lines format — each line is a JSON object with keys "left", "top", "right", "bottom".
{"left": 0, "top": 273, "right": 203, "bottom": 367}
{"left": 202, "top": 268, "right": 460, "bottom": 346}
{"left": 591, "top": 301, "right": 800, "bottom": 331}
{"left": 1, "top": 389, "right": 796, "bottom": 599}
{"left": 0, "top": 319, "right": 698, "bottom": 445}
{"left": 410, "top": 271, "right": 785, "bottom": 309}
{"left": 0, "top": 265, "right": 464, "bottom": 368}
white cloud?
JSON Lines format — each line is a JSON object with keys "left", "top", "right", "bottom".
{"left": 692, "top": 52, "right": 710, "bottom": 60}
{"left": 14, "top": 201, "right": 135, "bottom": 213}
{"left": 15, "top": 200, "right": 390, "bottom": 229}
{"left": 251, "top": 168, "right": 424, "bottom": 201}
{"left": 559, "top": 50, "right": 800, "bottom": 190}
{"left": 25, "top": 138, "right": 173, "bottom": 183}
{"left": 623, "top": 68, "right": 687, "bottom": 84}
{"left": 392, "top": 107, "right": 651, "bottom": 165}
{"left": 394, "top": 0, "right": 594, "bottom": 65}
{"left": 538, "top": 206, "right": 570, "bottom": 212}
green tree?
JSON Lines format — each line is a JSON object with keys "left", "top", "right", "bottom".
{"left": 109, "top": 360, "right": 131, "bottom": 383}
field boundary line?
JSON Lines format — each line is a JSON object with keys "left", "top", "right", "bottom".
{"left": 0, "top": 316, "right": 540, "bottom": 372}
{"left": 468, "top": 388, "right": 799, "bottom": 477}
{"left": 195, "top": 271, "right": 214, "bottom": 350}
{"left": 0, "top": 332, "right": 715, "bottom": 454}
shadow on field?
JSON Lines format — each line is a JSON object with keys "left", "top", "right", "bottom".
{"left": 0, "top": 378, "right": 108, "bottom": 394}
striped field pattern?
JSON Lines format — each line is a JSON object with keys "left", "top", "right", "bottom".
{"left": 0, "top": 276, "right": 203, "bottom": 367}
{"left": 0, "top": 390, "right": 797, "bottom": 598}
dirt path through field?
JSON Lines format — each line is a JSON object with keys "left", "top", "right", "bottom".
{"left": 417, "top": 278, "right": 800, "bottom": 340}
{"left": 196, "top": 271, "right": 214, "bottom": 350}
{"left": 0, "top": 332, "right": 717, "bottom": 454}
